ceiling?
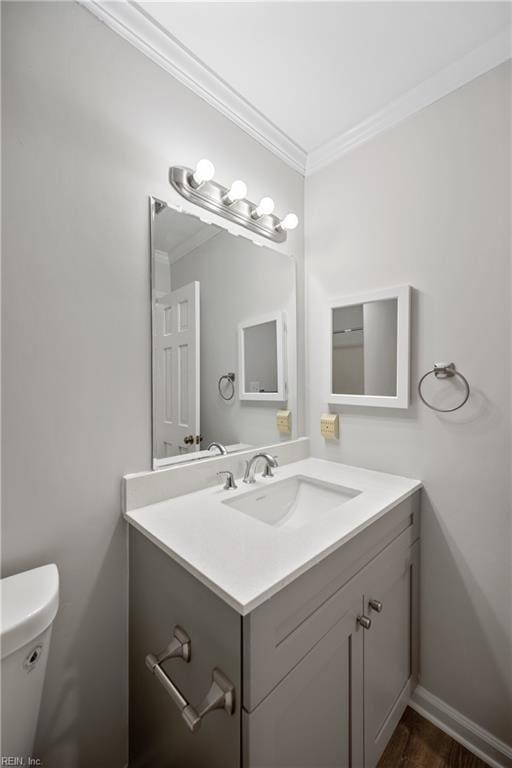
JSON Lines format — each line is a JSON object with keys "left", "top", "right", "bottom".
{"left": 153, "top": 204, "right": 220, "bottom": 263}
{"left": 88, "top": 1, "right": 511, "bottom": 173}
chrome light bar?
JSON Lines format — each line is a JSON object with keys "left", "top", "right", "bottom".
{"left": 169, "top": 165, "right": 297, "bottom": 244}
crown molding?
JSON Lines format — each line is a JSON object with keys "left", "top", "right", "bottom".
{"left": 78, "top": 2, "right": 510, "bottom": 179}
{"left": 168, "top": 227, "right": 221, "bottom": 265}
{"left": 77, "top": 0, "right": 307, "bottom": 175}
{"left": 306, "top": 25, "right": 512, "bottom": 176}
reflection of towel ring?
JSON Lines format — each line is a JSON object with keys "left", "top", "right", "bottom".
{"left": 218, "top": 372, "right": 236, "bottom": 401}
{"left": 418, "top": 362, "right": 470, "bottom": 412}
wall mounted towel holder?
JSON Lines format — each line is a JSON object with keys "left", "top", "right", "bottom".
{"left": 418, "top": 362, "right": 470, "bottom": 412}
{"left": 218, "top": 372, "right": 236, "bottom": 401}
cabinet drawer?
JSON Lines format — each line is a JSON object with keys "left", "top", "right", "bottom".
{"left": 243, "top": 492, "right": 419, "bottom": 711}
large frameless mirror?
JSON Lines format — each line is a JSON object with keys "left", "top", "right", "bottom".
{"left": 151, "top": 198, "right": 297, "bottom": 468}
{"left": 327, "top": 285, "right": 411, "bottom": 408}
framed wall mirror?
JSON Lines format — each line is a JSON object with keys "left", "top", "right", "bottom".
{"left": 150, "top": 197, "right": 297, "bottom": 468}
{"left": 238, "top": 313, "right": 285, "bottom": 401}
{"left": 327, "top": 285, "right": 411, "bottom": 408}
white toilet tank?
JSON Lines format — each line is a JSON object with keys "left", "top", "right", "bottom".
{"left": 1, "top": 564, "right": 59, "bottom": 761}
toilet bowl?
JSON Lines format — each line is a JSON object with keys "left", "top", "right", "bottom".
{"left": 1, "top": 564, "right": 59, "bottom": 760}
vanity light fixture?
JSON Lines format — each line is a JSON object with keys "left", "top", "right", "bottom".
{"left": 276, "top": 213, "right": 299, "bottom": 232}
{"left": 169, "top": 161, "right": 298, "bottom": 243}
{"left": 190, "top": 158, "right": 215, "bottom": 188}
{"left": 223, "top": 179, "right": 247, "bottom": 205}
{"left": 251, "top": 196, "right": 275, "bottom": 219}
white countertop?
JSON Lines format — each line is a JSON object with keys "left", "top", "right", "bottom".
{"left": 125, "top": 458, "right": 421, "bottom": 615}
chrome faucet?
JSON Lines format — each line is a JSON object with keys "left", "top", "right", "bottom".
{"left": 243, "top": 453, "right": 279, "bottom": 484}
{"left": 207, "top": 442, "right": 227, "bottom": 455}
{"left": 217, "top": 471, "right": 237, "bottom": 490}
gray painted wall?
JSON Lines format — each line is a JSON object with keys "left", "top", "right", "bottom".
{"left": 305, "top": 63, "right": 511, "bottom": 744}
{"left": 1, "top": 3, "right": 303, "bottom": 766}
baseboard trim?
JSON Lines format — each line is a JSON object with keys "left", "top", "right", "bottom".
{"left": 410, "top": 685, "right": 512, "bottom": 768}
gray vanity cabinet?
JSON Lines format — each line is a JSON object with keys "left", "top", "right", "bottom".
{"left": 128, "top": 491, "right": 420, "bottom": 768}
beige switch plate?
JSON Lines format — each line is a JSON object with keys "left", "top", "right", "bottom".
{"left": 321, "top": 413, "right": 339, "bottom": 440}
{"left": 276, "top": 409, "right": 292, "bottom": 435}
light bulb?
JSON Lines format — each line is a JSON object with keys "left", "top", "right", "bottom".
{"left": 277, "top": 213, "right": 299, "bottom": 231}
{"left": 191, "top": 158, "right": 215, "bottom": 187}
{"left": 251, "top": 196, "right": 275, "bottom": 219}
{"left": 223, "top": 179, "right": 247, "bottom": 205}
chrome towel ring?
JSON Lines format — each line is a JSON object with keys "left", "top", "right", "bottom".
{"left": 218, "top": 372, "right": 236, "bottom": 401}
{"left": 418, "top": 362, "right": 470, "bottom": 413}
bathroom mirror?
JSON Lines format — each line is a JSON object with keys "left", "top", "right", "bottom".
{"left": 151, "top": 198, "right": 296, "bottom": 467}
{"left": 239, "top": 313, "right": 285, "bottom": 400}
{"left": 327, "top": 285, "right": 410, "bottom": 408}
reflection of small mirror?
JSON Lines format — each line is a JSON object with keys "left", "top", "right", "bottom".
{"left": 328, "top": 286, "right": 410, "bottom": 408}
{"left": 244, "top": 321, "right": 278, "bottom": 393}
{"left": 239, "top": 314, "right": 285, "bottom": 401}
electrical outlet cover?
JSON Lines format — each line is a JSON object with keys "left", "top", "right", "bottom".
{"left": 320, "top": 413, "right": 339, "bottom": 439}
{"left": 276, "top": 409, "right": 292, "bottom": 435}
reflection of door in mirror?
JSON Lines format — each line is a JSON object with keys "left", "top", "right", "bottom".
{"left": 332, "top": 299, "right": 397, "bottom": 396}
{"left": 154, "top": 281, "right": 200, "bottom": 458}
{"left": 243, "top": 321, "right": 278, "bottom": 393}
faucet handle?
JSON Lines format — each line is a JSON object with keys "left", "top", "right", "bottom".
{"left": 262, "top": 456, "right": 278, "bottom": 478}
{"left": 217, "top": 471, "right": 237, "bottom": 490}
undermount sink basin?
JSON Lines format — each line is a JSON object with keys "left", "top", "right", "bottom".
{"left": 223, "top": 475, "right": 361, "bottom": 530}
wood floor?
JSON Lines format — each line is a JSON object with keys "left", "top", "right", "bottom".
{"left": 378, "top": 707, "right": 489, "bottom": 768}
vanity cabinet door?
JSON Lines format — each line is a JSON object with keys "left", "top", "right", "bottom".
{"left": 243, "top": 598, "right": 364, "bottom": 768}
{"left": 362, "top": 538, "right": 419, "bottom": 768}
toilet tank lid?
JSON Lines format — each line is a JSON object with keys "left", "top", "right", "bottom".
{"left": 1, "top": 564, "right": 59, "bottom": 659}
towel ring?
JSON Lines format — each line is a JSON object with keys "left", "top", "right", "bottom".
{"left": 418, "top": 362, "right": 470, "bottom": 412}
{"left": 218, "top": 372, "right": 236, "bottom": 401}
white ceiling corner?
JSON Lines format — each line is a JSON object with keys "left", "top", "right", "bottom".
{"left": 306, "top": 23, "right": 512, "bottom": 176}
{"left": 79, "top": 1, "right": 511, "bottom": 177}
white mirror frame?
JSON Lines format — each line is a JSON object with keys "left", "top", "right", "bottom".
{"left": 326, "top": 285, "right": 411, "bottom": 409}
{"left": 238, "top": 312, "right": 286, "bottom": 401}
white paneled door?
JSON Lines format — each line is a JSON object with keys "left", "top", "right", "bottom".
{"left": 154, "top": 281, "right": 200, "bottom": 457}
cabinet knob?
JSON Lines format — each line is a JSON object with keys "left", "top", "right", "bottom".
{"left": 369, "top": 598, "right": 383, "bottom": 613}
{"left": 357, "top": 615, "right": 372, "bottom": 630}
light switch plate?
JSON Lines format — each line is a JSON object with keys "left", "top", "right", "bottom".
{"left": 321, "top": 413, "right": 339, "bottom": 440}
{"left": 276, "top": 409, "right": 292, "bottom": 435}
